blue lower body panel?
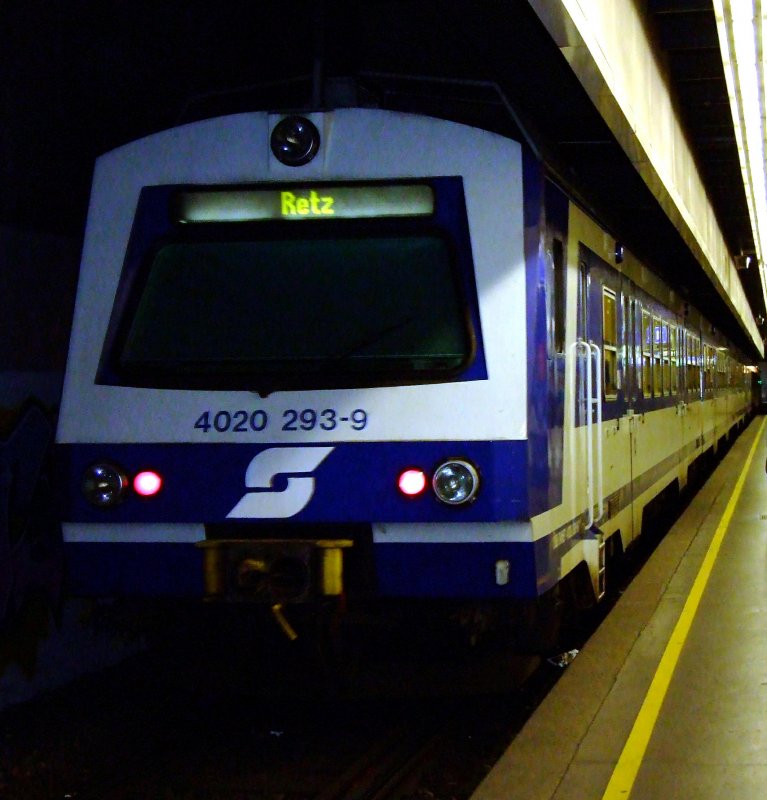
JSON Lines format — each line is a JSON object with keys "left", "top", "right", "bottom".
{"left": 66, "top": 543, "right": 205, "bottom": 597}
{"left": 65, "top": 538, "right": 552, "bottom": 600}
{"left": 375, "top": 542, "right": 541, "bottom": 598}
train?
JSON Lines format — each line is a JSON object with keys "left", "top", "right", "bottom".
{"left": 55, "top": 108, "right": 755, "bottom": 651}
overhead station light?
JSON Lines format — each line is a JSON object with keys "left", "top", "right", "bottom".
{"left": 713, "top": 0, "right": 767, "bottom": 311}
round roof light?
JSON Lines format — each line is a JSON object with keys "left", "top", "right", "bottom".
{"left": 270, "top": 116, "right": 320, "bottom": 166}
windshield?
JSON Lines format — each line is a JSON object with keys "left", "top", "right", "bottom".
{"left": 114, "top": 233, "right": 473, "bottom": 391}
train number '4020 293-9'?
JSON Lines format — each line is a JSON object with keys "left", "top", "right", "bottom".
{"left": 193, "top": 408, "right": 369, "bottom": 434}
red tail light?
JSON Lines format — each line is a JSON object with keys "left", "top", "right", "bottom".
{"left": 398, "top": 469, "right": 427, "bottom": 497}
{"left": 133, "top": 470, "right": 163, "bottom": 497}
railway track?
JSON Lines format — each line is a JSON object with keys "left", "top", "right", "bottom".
{"left": 0, "top": 498, "right": 690, "bottom": 800}
{"left": 0, "top": 634, "right": 565, "bottom": 800}
{"left": 313, "top": 718, "right": 445, "bottom": 800}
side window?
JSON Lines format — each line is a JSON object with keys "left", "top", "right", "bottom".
{"left": 691, "top": 337, "right": 701, "bottom": 396}
{"left": 697, "top": 338, "right": 703, "bottom": 395}
{"left": 670, "top": 325, "right": 678, "bottom": 394}
{"left": 714, "top": 349, "right": 720, "bottom": 390}
{"left": 602, "top": 287, "right": 618, "bottom": 398}
{"left": 652, "top": 316, "right": 662, "bottom": 397}
{"left": 694, "top": 337, "right": 702, "bottom": 396}
{"left": 712, "top": 346, "right": 720, "bottom": 392}
{"left": 686, "top": 334, "right": 694, "bottom": 395}
{"left": 642, "top": 310, "right": 653, "bottom": 398}
{"left": 719, "top": 350, "right": 727, "bottom": 389}
{"left": 552, "top": 238, "right": 566, "bottom": 354}
{"left": 662, "top": 322, "right": 671, "bottom": 396}
{"left": 679, "top": 328, "right": 686, "bottom": 394}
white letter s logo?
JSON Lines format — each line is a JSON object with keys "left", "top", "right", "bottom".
{"left": 226, "top": 447, "right": 334, "bottom": 519}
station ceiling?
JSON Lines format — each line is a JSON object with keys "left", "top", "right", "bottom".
{"left": 1, "top": 0, "right": 761, "bottom": 357}
{"left": 647, "top": 0, "right": 762, "bottom": 350}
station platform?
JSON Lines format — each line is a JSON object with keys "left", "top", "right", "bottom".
{"left": 472, "top": 414, "right": 767, "bottom": 800}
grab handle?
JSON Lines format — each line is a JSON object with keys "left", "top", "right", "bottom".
{"left": 589, "top": 342, "right": 605, "bottom": 523}
{"left": 571, "top": 339, "right": 605, "bottom": 527}
{"left": 572, "top": 340, "right": 595, "bottom": 528}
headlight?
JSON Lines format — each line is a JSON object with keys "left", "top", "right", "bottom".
{"left": 81, "top": 463, "right": 129, "bottom": 508}
{"left": 432, "top": 459, "right": 480, "bottom": 505}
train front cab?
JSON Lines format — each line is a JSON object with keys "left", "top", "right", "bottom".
{"left": 56, "top": 109, "right": 542, "bottom": 635}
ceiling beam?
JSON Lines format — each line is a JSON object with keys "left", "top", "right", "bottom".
{"left": 528, "top": 0, "right": 763, "bottom": 355}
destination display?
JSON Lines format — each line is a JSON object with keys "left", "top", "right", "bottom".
{"left": 175, "top": 184, "right": 435, "bottom": 223}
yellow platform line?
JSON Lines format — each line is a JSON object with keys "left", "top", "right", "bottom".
{"left": 602, "top": 416, "right": 766, "bottom": 799}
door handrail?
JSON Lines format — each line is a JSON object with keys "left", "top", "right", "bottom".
{"left": 571, "top": 339, "right": 605, "bottom": 527}
{"left": 572, "top": 339, "right": 595, "bottom": 528}
{"left": 589, "top": 342, "right": 605, "bottom": 523}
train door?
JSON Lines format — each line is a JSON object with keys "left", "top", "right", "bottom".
{"left": 671, "top": 323, "right": 686, "bottom": 482}
{"left": 682, "top": 329, "right": 702, "bottom": 471}
{"left": 574, "top": 246, "right": 634, "bottom": 539}
{"left": 622, "top": 293, "right": 640, "bottom": 542}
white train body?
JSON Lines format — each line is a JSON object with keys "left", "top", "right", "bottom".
{"left": 56, "top": 109, "right": 752, "bottom": 608}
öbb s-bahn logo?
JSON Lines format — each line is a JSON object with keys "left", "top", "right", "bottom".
{"left": 227, "top": 447, "right": 334, "bottom": 519}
